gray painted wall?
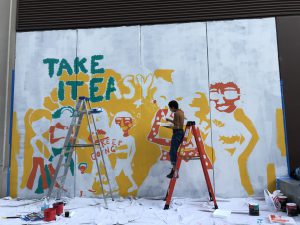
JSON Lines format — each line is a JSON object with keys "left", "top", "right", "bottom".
{"left": 0, "top": 0, "right": 16, "bottom": 197}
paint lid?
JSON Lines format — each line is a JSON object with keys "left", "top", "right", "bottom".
{"left": 249, "top": 202, "right": 259, "bottom": 207}
{"left": 90, "top": 108, "right": 103, "bottom": 114}
{"left": 278, "top": 195, "right": 288, "bottom": 199}
{"left": 286, "top": 203, "right": 297, "bottom": 207}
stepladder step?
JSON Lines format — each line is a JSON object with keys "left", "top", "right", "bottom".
{"left": 60, "top": 163, "right": 70, "bottom": 167}
{"left": 74, "top": 109, "right": 102, "bottom": 115}
{"left": 61, "top": 149, "right": 73, "bottom": 154}
{"left": 63, "top": 143, "right": 101, "bottom": 148}
{"left": 56, "top": 175, "right": 67, "bottom": 180}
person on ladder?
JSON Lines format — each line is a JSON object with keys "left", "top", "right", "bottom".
{"left": 165, "top": 100, "right": 185, "bottom": 179}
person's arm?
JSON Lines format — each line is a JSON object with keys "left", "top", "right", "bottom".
{"left": 165, "top": 112, "right": 180, "bottom": 129}
{"left": 166, "top": 118, "right": 174, "bottom": 124}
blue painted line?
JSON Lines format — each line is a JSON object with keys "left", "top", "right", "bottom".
{"left": 276, "top": 177, "right": 280, "bottom": 190}
{"left": 280, "top": 80, "right": 290, "bottom": 176}
{"left": 6, "top": 69, "right": 15, "bottom": 196}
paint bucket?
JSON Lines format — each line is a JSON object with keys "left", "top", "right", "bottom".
{"left": 44, "top": 208, "right": 56, "bottom": 221}
{"left": 65, "top": 211, "right": 70, "bottom": 217}
{"left": 249, "top": 203, "right": 259, "bottom": 216}
{"left": 286, "top": 203, "right": 298, "bottom": 217}
{"left": 278, "top": 195, "right": 288, "bottom": 212}
{"left": 53, "top": 202, "right": 64, "bottom": 216}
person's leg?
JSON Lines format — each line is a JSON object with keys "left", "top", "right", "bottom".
{"left": 167, "top": 132, "right": 180, "bottom": 178}
{"left": 169, "top": 134, "right": 177, "bottom": 167}
{"left": 167, "top": 130, "right": 185, "bottom": 178}
{"left": 173, "top": 131, "right": 184, "bottom": 177}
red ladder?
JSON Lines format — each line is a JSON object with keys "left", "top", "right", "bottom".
{"left": 164, "top": 121, "right": 218, "bottom": 210}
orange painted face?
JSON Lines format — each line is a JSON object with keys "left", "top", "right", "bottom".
{"left": 78, "top": 163, "right": 87, "bottom": 174}
{"left": 96, "top": 129, "right": 106, "bottom": 136}
{"left": 115, "top": 117, "right": 133, "bottom": 132}
{"left": 210, "top": 82, "right": 240, "bottom": 113}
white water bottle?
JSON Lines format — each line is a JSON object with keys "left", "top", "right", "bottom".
{"left": 41, "top": 198, "right": 49, "bottom": 211}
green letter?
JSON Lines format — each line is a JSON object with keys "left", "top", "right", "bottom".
{"left": 43, "top": 58, "right": 59, "bottom": 78}
{"left": 74, "top": 57, "right": 88, "bottom": 74}
{"left": 57, "top": 58, "right": 73, "bottom": 76}
{"left": 66, "top": 81, "right": 84, "bottom": 100}
{"left": 105, "top": 77, "right": 116, "bottom": 100}
{"left": 91, "top": 55, "right": 104, "bottom": 74}
{"left": 58, "top": 81, "right": 64, "bottom": 101}
{"left": 90, "top": 78, "right": 104, "bottom": 102}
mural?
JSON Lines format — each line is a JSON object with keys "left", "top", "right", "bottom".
{"left": 11, "top": 18, "right": 287, "bottom": 198}
{"left": 203, "top": 82, "right": 259, "bottom": 196}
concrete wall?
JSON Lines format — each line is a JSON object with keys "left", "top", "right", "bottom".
{"left": 0, "top": 0, "right": 16, "bottom": 197}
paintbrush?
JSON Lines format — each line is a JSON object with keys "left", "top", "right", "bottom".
{"left": 1, "top": 215, "right": 21, "bottom": 219}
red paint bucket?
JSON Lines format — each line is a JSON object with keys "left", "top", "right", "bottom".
{"left": 44, "top": 208, "right": 56, "bottom": 221}
{"left": 278, "top": 196, "right": 288, "bottom": 212}
{"left": 286, "top": 203, "right": 298, "bottom": 217}
{"left": 53, "top": 202, "right": 64, "bottom": 216}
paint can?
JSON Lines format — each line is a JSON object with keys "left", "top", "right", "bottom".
{"left": 53, "top": 202, "right": 64, "bottom": 216}
{"left": 278, "top": 195, "right": 288, "bottom": 212}
{"left": 249, "top": 203, "right": 259, "bottom": 216}
{"left": 64, "top": 211, "right": 74, "bottom": 218}
{"left": 286, "top": 203, "right": 298, "bottom": 217}
{"left": 44, "top": 208, "right": 56, "bottom": 221}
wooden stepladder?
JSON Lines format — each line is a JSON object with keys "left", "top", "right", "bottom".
{"left": 164, "top": 121, "right": 218, "bottom": 210}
